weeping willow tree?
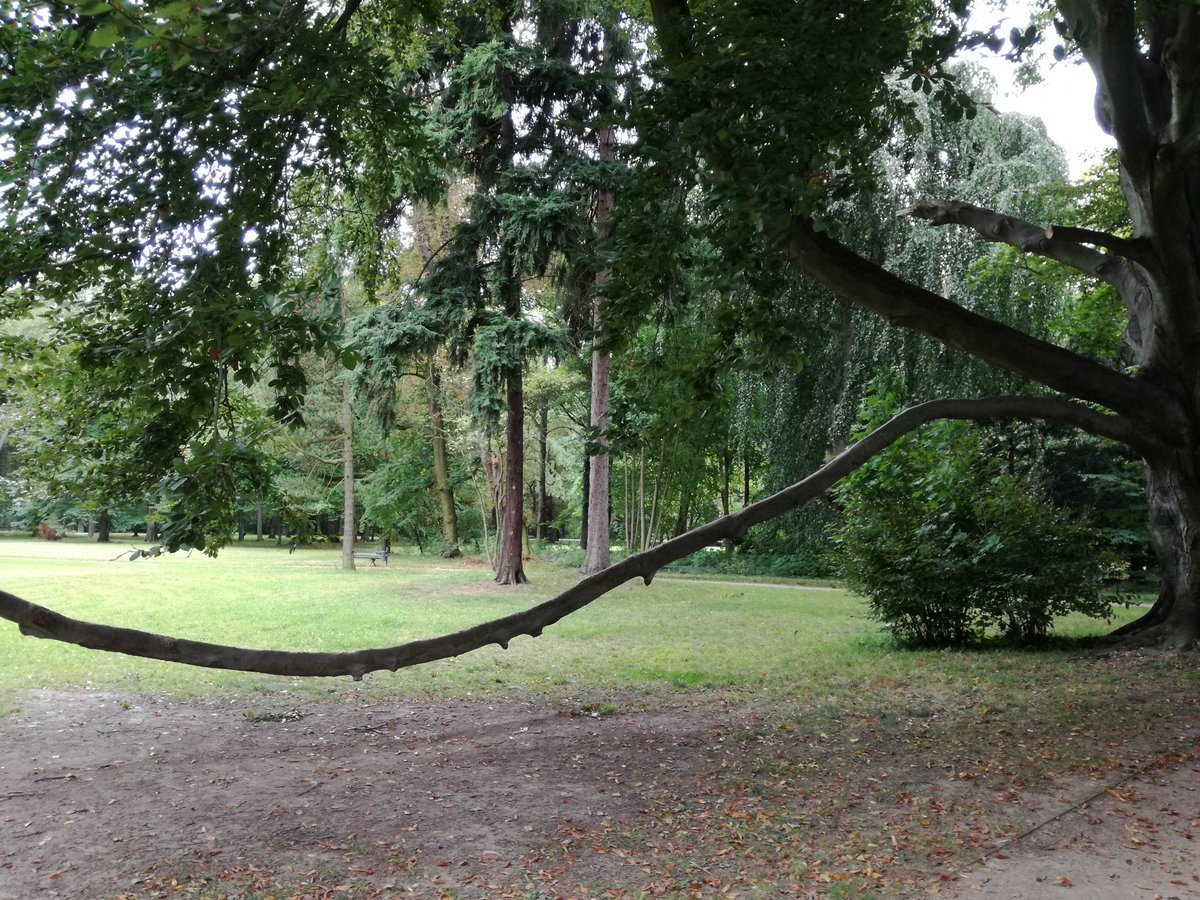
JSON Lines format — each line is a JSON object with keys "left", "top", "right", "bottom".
{"left": 748, "top": 66, "right": 1074, "bottom": 565}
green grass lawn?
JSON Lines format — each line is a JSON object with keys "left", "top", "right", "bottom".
{"left": 0, "top": 533, "right": 1151, "bottom": 715}
{"left": 6, "top": 535, "right": 1198, "bottom": 899}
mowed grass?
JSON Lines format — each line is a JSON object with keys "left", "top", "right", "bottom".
{"left": 0, "top": 533, "right": 1150, "bottom": 713}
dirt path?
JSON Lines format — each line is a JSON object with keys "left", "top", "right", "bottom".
{"left": 935, "top": 760, "right": 1200, "bottom": 898}
{"left": 1, "top": 689, "right": 1197, "bottom": 898}
{"left": 0, "top": 690, "right": 741, "bottom": 898}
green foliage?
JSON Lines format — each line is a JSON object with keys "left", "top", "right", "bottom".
{"left": 0, "top": 0, "right": 433, "bottom": 551}
{"left": 1041, "top": 430, "right": 1153, "bottom": 578}
{"left": 744, "top": 66, "right": 1073, "bottom": 566}
{"left": 1039, "top": 152, "right": 1133, "bottom": 365}
{"left": 360, "top": 446, "right": 440, "bottom": 552}
{"left": 665, "top": 550, "right": 825, "bottom": 580}
{"left": 832, "top": 402, "right": 1115, "bottom": 647}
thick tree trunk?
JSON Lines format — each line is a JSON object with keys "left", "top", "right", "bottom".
{"left": 495, "top": 363, "right": 528, "bottom": 584}
{"left": 426, "top": 360, "right": 460, "bottom": 558}
{"left": 96, "top": 511, "right": 111, "bottom": 544}
{"left": 1111, "top": 454, "right": 1200, "bottom": 648}
{"left": 491, "top": 12, "right": 526, "bottom": 586}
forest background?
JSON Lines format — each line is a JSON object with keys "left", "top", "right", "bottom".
{"left": 0, "top": 0, "right": 1156, "bottom": 620}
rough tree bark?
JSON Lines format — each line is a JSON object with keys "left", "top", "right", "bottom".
{"left": 579, "top": 454, "right": 590, "bottom": 551}
{"left": 581, "top": 24, "right": 618, "bottom": 575}
{"left": 490, "top": 7, "right": 527, "bottom": 586}
{"left": 0, "top": 398, "right": 1146, "bottom": 677}
{"left": 494, "top": 252, "right": 529, "bottom": 585}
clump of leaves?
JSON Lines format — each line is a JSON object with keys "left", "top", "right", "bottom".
{"left": 831, "top": 398, "right": 1115, "bottom": 646}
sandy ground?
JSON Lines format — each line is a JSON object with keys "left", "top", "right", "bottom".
{"left": 1, "top": 689, "right": 1197, "bottom": 899}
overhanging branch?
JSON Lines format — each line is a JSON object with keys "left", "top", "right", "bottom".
{"left": 1042, "top": 224, "right": 1148, "bottom": 262}
{"left": 785, "top": 218, "right": 1161, "bottom": 423}
{"left": 902, "top": 199, "right": 1151, "bottom": 275}
{"left": 0, "top": 395, "right": 1150, "bottom": 679}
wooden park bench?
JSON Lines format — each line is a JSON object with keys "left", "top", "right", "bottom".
{"left": 352, "top": 546, "right": 390, "bottom": 566}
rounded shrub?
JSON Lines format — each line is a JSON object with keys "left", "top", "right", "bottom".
{"left": 831, "top": 416, "right": 1115, "bottom": 646}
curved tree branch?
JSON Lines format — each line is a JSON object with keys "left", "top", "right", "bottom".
{"left": 644, "top": 0, "right": 1179, "bottom": 440}
{"left": 902, "top": 199, "right": 1152, "bottom": 272}
{"left": 785, "top": 218, "right": 1167, "bottom": 426}
{"left": 0, "top": 396, "right": 1153, "bottom": 679}
{"left": 329, "top": 0, "right": 364, "bottom": 35}
{"left": 1042, "top": 224, "right": 1149, "bottom": 261}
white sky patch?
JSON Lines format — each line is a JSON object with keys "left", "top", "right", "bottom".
{"left": 963, "top": 0, "right": 1116, "bottom": 179}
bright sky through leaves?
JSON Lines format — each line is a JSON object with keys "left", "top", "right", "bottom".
{"left": 966, "top": 0, "right": 1116, "bottom": 178}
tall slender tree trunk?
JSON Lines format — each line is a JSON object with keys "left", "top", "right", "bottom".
{"left": 536, "top": 402, "right": 549, "bottom": 540}
{"left": 339, "top": 290, "right": 356, "bottom": 571}
{"left": 675, "top": 482, "right": 692, "bottom": 536}
{"left": 637, "top": 447, "right": 646, "bottom": 551}
{"left": 579, "top": 453, "right": 590, "bottom": 550}
{"left": 414, "top": 203, "right": 461, "bottom": 559}
{"left": 426, "top": 359, "right": 460, "bottom": 558}
{"left": 255, "top": 501, "right": 264, "bottom": 541}
{"left": 581, "top": 27, "right": 618, "bottom": 575}
{"left": 495, "top": 356, "right": 528, "bottom": 584}
{"left": 582, "top": 335, "right": 612, "bottom": 570}
{"left": 623, "top": 453, "right": 632, "bottom": 550}
{"left": 743, "top": 445, "right": 751, "bottom": 508}
{"left": 722, "top": 442, "right": 734, "bottom": 554}
{"left": 646, "top": 468, "right": 663, "bottom": 552}
{"left": 721, "top": 444, "right": 732, "bottom": 517}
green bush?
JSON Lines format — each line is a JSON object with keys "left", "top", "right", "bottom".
{"left": 664, "top": 549, "right": 827, "bottom": 579}
{"left": 831, "top": 416, "right": 1115, "bottom": 646}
